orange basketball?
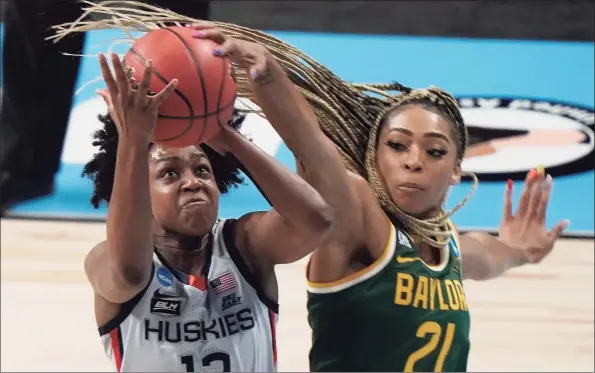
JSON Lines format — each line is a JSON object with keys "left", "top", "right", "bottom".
{"left": 123, "top": 26, "right": 237, "bottom": 147}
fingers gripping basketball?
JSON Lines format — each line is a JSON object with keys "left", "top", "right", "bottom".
{"left": 123, "top": 26, "right": 237, "bottom": 148}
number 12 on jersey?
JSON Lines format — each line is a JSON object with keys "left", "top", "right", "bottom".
{"left": 404, "top": 321, "right": 455, "bottom": 372}
{"left": 181, "top": 352, "right": 231, "bottom": 372}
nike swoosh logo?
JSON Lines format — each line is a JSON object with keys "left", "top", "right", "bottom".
{"left": 396, "top": 256, "right": 419, "bottom": 264}
{"left": 153, "top": 289, "right": 179, "bottom": 299}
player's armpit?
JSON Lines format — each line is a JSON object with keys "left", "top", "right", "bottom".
{"left": 352, "top": 173, "right": 393, "bottom": 258}
{"left": 247, "top": 55, "right": 363, "bottom": 246}
{"left": 293, "top": 138, "right": 367, "bottom": 244}
{"left": 85, "top": 241, "right": 151, "bottom": 304}
{"left": 295, "top": 156, "right": 388, "bottom": 256}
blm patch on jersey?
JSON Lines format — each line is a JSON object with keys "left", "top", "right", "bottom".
{"left": 150, "top": 289, "right": 185, "bottom": 317}
{"left": 221, "top": 293, "right": 242, "bottom": 311}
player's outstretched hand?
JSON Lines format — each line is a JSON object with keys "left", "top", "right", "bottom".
{"left": 497, "top": 166, "right": 570, "bottom": 264}
{"left": 187, "top": 22, "right": 273, "bottom": 83}
{"left": 96, "top": 53, "right": 178, "bottom": 142}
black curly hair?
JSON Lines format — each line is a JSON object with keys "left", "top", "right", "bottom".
{"left": 82, "top": 109, "right": 247, "bottom": 208}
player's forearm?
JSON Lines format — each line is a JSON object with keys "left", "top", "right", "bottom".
{"left": 249, "top": 54, "right": 359, "bottom": 221}
{"left": 248, "top": 53, "right": 332, "bottom": 163}
{"left": 106, "top": 137, "right": 154, "bottom": 285}
{"left": 460, "top": 232, "right": 528, "bottom": 281}
{"left": 223, "top": 129, "right": 333, "bottom": 233}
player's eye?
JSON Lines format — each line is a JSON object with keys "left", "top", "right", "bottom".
{"left": 386, "top": 140, "right": 406, "bottom": 151}
{"left": 160, "top": 169, "right": 178, "bottom": 179}
{"left": 196, "top": 165, "right": 211, "bottom": 175}
{"left": 427, "top": 148, "right": 447, "bottom": 158}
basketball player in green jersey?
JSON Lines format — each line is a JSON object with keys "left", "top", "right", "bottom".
{"left": 176, "top": 30, "right": 566, "bottom": 373}
{"left": 296, "top": 92, "right": 569, "bottom": 371}
{"left": 180, "top": 25, "right": 569, "bottom": 371}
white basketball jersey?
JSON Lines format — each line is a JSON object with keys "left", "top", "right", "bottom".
{"left": 99, "top": 219, "right": 278, "bottom": 372}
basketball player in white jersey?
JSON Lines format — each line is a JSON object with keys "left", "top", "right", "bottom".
{"left": 82, "top": 51, "right": 333, "bottom": 372}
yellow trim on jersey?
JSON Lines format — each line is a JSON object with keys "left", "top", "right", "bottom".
{"left": 396, "top": 256, "right": 419, "bottom": 264}
{"left": 447, "top": 219, "right": 461, "bottom": 258}
{"left": 306, "top": 222, "right": 396, "bottom": 294}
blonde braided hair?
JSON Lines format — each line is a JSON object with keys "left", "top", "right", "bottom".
{"left": 50, "top": 1, "right": 478, "bottom": 246}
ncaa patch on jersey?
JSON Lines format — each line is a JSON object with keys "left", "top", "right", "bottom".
{"left": 157, "top": 267, "right": 174, "bottom": 287}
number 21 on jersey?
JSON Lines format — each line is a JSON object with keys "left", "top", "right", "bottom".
{"left": 404, "top": 321, "right": 455, "bottom": 372}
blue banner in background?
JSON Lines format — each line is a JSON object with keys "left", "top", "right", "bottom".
{"left": 2, "top": 28, "right": 594, "bottom": 235}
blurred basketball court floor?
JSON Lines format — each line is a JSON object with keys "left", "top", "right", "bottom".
{"left": 1, "top": 218, "right": 593, "bottom": 372}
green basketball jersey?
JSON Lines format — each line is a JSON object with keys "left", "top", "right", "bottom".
{"left": 306, "top": 222, "right": 470, "bottom": 372}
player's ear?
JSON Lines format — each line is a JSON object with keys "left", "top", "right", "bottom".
{"left": 450, "top": 160, "right": 462, "bottom": 185}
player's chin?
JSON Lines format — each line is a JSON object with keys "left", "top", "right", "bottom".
{"left": 390, "top": 193, "right": 433, "bottom": 218}
{"left": 178, "top": 209, "right": 217, "bottom": 235}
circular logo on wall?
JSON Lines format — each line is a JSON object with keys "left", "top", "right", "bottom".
{"left": 457, "top": 96, "right": 595, "bottom": 181}
{"left": 63, "top": 95, "right": 593, "bottom": 183}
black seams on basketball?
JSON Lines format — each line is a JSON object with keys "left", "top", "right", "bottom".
{"left": 123, "top": 26, "right": 237, "bottom": 148}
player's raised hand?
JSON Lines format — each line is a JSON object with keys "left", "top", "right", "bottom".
{"left": 187, "top": 22, "right": 272, "bottom": 82}
{"left": 498, "top": 166, "right": 570, "bottom": 264}
{"left": 96, "top": 53, "right": 178, "bottom": 142}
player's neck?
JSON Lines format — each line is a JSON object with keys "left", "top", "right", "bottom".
{"left": 154, "top": 232, "right": 210, "bottom": 250}
{"left": 387, "top": 205, "right": 442, "bottom": 224}
{"left": 153, "top": 232, "right": 212, "bottom": 275}
{"left": 410, "top": 206, "right": 443, "bottom": 220}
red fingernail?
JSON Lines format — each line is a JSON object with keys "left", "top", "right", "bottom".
{"left": 507, "top": 179, "right": 513, "bottom": 190}
{"left": 192, "top": 31, "right": 205, "bottom": 38}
